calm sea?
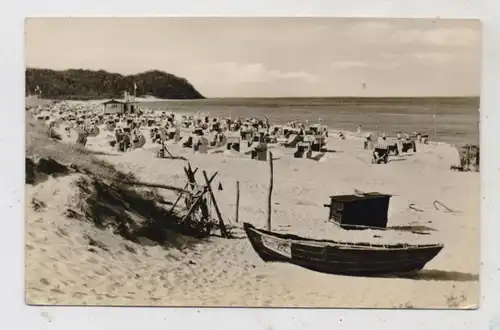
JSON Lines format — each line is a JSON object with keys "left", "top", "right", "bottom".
{"left": 139, "top": 97, "right": 480, "bottom": 146}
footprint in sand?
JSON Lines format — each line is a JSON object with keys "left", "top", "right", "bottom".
{"left": 50, "top": 285, "right": 65, "bottom": 294}
{"left": 57, "top": 251, "right": 69, "bottom": 261}
{"left": 40, "top": 277, "right": 50, "bottom": 286}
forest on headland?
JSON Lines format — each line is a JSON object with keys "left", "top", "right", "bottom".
{"left": 25, "top": 68, "right": 205, "bottom": 100}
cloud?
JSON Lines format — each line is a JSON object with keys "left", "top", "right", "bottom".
{"left": 330, "top": 60, "right": 400, "bottom": 71}
{"left": 412, "top": 52, "right": 452, "bottom": 63}
{"left": 329, "top": 61, "right": 369, "bottom": 69}
{"left": 382, "top": 51, "right": 456, "bottom": 65}
{"left": 391, "top": 28, "right": 479, "bottom": 47}
{"left": 211, "top": 62, "right": 319, "bottom": 84}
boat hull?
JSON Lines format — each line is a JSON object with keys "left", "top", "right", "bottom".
{"left": 243, "top": 223, "right": 443, "bottom": 276}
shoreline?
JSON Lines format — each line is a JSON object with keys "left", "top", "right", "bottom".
{"left": 26, "top": 96, "right": 477, "bottom": 148}
{"left": 158, "top": 109, "right": 468, "bottom": 149}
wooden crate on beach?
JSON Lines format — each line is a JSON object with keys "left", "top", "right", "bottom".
{"left": 324, "top": 193, "right": 392, "bottom": 229}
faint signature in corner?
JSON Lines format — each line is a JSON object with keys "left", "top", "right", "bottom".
{"left": 490, "top": 318, "right": 500, "bottom": 330}
{"left": 40, "top": 311, "right": 52, "bottom": 323}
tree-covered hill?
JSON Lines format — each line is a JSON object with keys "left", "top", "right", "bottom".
{"left": 25, "top": 68, "right": 205, "bottom": 100}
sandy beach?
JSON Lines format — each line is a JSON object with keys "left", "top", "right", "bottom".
{"left": 25, "top": 121, "right": 479, "bottom": 308}
{"left": 23, "top": 16, "right": 481, "bottom": 310}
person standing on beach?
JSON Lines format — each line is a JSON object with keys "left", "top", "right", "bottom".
{"left": 364, "top": 133, "right": 372, "bottom": 149}
{"left": 76, "top": 125, "right": 88, "bottom": 147}
{"left": 322, "top": 127, "right": 328, "bottom": 138}
{"left": 396, "top": 132, "right": 403, "bottom": 153}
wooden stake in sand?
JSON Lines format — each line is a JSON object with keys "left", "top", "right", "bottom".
{"left": 169, "top": 164, "right": 198, "bottom": 214}
{"left": 202, "top": 171, "right": 228, "bottom": 238}
{"left": 181, "top": 172, "right": 218, "bottom": 224}
{"left": 169, "top": 183, "right": 189, "bottom": 213}
{"left": 267, "top": 151, "right": 274, "bottom": 231}
{"left": 184, "top": 163, "right": 199, "bottom": 190}
{"left": 235, "top": 181, "right": 240, "bottom": 223}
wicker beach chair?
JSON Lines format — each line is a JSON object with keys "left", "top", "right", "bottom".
{"left": 294, "top": 141, "right": 313, "bottom": 159}
{"left": 372, "top": 141, "right": 390, "bottom": 164}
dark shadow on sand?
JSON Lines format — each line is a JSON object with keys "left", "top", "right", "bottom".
{"left": 157, "top": 156, "right": 188, "bottom": 161}
{"left": 213, "top": 233, "right": 247, "bottom": 240}
{"left": 85, "top": 150, "right": 120, "bottom": 156}
{"left": 311, "top": 153, "right": 326, "bottom": 161}
{"left": 388, "top": 158, "right": 407, "bottom": 163}
{"left": 388, "top": 225, "right": 437, "bottom": 233}
{"left": 268, "top": 264, "right": 478, "bottom": 282}
{"left": 393, "top": 269, "right": 479, "bottom": 282}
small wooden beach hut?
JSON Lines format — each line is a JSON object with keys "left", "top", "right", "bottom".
{"left": 102, "top": 99, "right": 139, "bottom": 115}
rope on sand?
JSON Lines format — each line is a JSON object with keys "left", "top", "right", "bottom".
{"left": 408, "top": 203, "right": 424, "bottom": 212}
{"left": 433, "top": 200, "right": 461, "bottom": 214}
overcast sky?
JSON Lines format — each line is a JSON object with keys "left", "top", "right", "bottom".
{"left": 25, "top": 17, "right": 480, "bottom": 98}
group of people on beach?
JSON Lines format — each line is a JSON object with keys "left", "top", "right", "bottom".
{"left": 111, "top": 122, "right": 145, "bottom": 152}
{"left": 28, "top": 100, "right": 430, "bottom": 164}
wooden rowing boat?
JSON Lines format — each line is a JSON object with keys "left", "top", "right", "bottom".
{"left": 243, "top": 222, "right": 444, "bottom": 276}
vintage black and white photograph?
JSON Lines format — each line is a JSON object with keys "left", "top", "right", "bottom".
{"left": 24, "top": 17, "right": 480, "bottom": 308}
